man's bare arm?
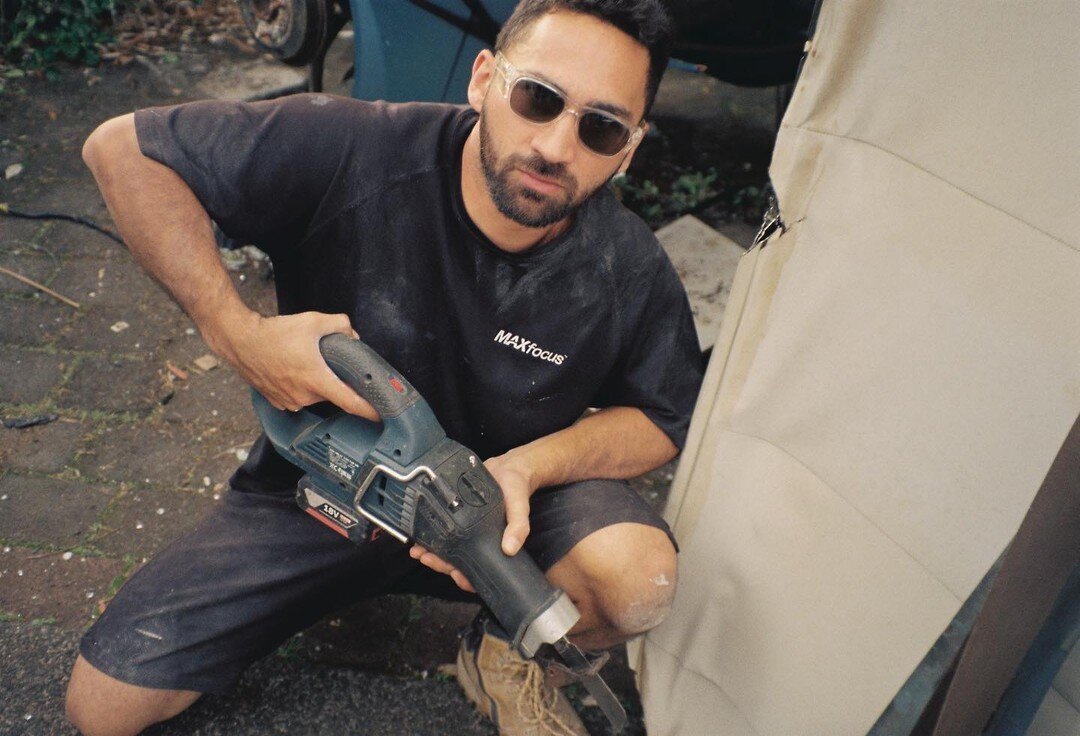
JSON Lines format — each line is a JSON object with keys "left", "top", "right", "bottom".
{"left": 490, "top": 405, "right": 677, "bottom": 549}
{"left": 411, "top": 406, "right": 677, "bottom": 590}
{"left": 81, "top": 113, "right": 376, "bottom": 419}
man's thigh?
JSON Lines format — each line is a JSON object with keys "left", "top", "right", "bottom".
{"left": 388, "top": 478, "right": 677, "bottom": 597}
{"left": 524, "top": 478, "right": 677, "bottom": 571}
{"left": 79, "top": 488, "right": 419, "bottom": 694}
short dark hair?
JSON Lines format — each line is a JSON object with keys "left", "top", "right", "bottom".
{"left": 494, "top": 0, "right": 674, "bottom": 118}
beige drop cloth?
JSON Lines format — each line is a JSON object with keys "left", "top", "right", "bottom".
{"left": 636, "top": 1, "right": 1080, "bottom": 733}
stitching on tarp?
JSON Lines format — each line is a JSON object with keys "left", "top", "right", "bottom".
{"left": 642, "top": 639, "right": 760, "bottom": 735}
{"left": 779, "top": 124, "right": 1078, "bottom": 254}
{"left": 722, "top": 426, "right": 966, "bottom": 600}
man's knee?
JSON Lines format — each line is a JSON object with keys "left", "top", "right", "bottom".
{"left": 602, "top": 537, "right": 677, "bottom": 636}
{"left": 552, "top": 522, "right": 678, "bottom": 637}
{"left": 66, "top": 654, "right": 200, "bottom": 736}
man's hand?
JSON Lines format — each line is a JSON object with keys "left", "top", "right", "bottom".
{"left": 409, "top": 451, "right": 537, "bottom": 592}
{"left": 211, "top": 310, "right": 379, "bottom": 421}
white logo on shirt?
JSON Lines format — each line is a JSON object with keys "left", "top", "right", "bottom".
{"left": 493, "top": 330, "right": 566, "bottom": 365}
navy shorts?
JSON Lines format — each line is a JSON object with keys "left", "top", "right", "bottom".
{"left": 79, "top": 479, "right": 676, "bottom": 694}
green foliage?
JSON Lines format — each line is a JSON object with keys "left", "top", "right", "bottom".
{"left": 733, "top": 184, "right": 767, "bottom": 210}
{"left": 670, "top": 170, "right": 718, "bottom": 212}
{"left": 275, "top": 632, "right": 306, "bottom": 660}
{"left": 1, "top": 0, "right": 116, "bottom": 72}
{"left": 612, "top": 169, "right": 719, "bottom": 228}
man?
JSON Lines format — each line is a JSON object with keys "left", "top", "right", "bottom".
{"left": 66, "top": 1, "right": 703, "bottom": 734}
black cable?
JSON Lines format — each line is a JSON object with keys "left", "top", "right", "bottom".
{"left": 0, "top": 204, "right": 124, "bottom": 245}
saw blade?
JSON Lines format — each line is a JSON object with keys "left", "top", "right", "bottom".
{"left": 552, "top": 637, "right": 628, "bottom": 733}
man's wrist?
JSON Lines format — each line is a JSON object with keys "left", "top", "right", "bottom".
{"left": 200, "top": 305, "right": 261, "bottom": 366}
{"left": 490, "top": 439, "right": 568, "bottom": 496}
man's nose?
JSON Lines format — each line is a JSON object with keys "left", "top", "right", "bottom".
{"left": 530, "top": 110, "right": 578, "bottom": 165}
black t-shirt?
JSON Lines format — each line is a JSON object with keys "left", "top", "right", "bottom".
{"left": 134, "top": 94, "right": 703, "bottom": 493}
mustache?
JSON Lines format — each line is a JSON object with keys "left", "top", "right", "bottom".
{"left": 513, "top": 154, "right": 574, "bottom": 188}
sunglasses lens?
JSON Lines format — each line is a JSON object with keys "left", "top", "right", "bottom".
{"left": 579, "top": 112, "right": 632, "bottom": 156}
{"left": 510, "top": 78, "right": 565, "bottom": 123}
{"left": 505, "top": 71, "right": 633, "bottom": 157}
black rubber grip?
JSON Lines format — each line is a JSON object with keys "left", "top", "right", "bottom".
{"left": 442, "top": 510, "right": 565, "bottom": 645}
{"left": 319, "top": 334, "right": 420, "bottom": 419}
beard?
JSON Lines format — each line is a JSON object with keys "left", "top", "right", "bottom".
{"left": 478, "top": 113, "right": 601, "bottom": 229}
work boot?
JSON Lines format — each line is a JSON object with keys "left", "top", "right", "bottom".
{"left": 456, "top": 617, "right": 588, "bottom": 736}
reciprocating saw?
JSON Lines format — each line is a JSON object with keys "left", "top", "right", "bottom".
{"left": 252, "top": 334, "right": 627, "bottom": 732}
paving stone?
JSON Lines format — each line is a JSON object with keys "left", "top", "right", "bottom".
{"left": 0, "top": 474, "right": 116, "bottom": 548}
{"left": 58, "top": 354, "right": 163, "bottom": 414}
{"left": 188, "top": 426, "right": 262, "bottom": 492}
{"left": 0, "top": 418, "right": 89, "bottom": 474}
{"left": 54, "top": 300, "right": 190, "bottom": 354}
{"left": 304, "top": 596, "right": 478, "bottom": 676}
{"left": 27, "top": 181, "right": 114, "bottom": 221}
{"left": 39, "top": 220, "right": 126, "bottom": 259}
{"left": 0, "top": 251, "right": 62, "bottom": 299}
{"left": 0, "top": 295, "right": 75, "bottom": 345}
{"left": 161, "top": 360, "right": 260, "bottom": 432}
{"left": 0, "top": 546, "right": 126, "bottom": 627}
{"left": 0, "top": 216, "right": 46, "bottom": 246}
{"left": 46, "top": 256, "right": 166, "bottom": 312}
{"left": 655, "top": 214, "right": 746, "bottom": 350}
{"left": 196, "top": 58, "right": 306, "bottom": 100}
{"left": 72, "top": 420, "right": 203, "bottom": 487}
{"left": 91, "top": 486, "right": 220, "bottom": 559}
{"left": 155, "top": 330, "right": 216, "bottom": 368}
{"left": 0, "top": 346, "right": 66, "bottom": 406}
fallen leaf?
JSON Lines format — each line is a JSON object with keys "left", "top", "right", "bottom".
{"left": 166, "top": 361, "right": 189, "bottom": 380}
{"left": 110, "top": 320, "right": 130, "bottom": 333}
{"left": 4, "top": 163, "right": 23, "bottom": 179}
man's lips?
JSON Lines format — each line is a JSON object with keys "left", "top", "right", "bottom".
{"left": 516, "top": 167, "right": 566, "bottom": 196}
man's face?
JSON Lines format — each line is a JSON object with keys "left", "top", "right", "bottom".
{"left": 471, "top": 12, "right": 650, "bottom": 229}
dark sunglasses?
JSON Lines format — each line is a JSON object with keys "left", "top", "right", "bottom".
{"left": 494, "top": 53, "right": 644, "bottom": 157}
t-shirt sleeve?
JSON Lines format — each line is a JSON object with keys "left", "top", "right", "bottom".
{"left": 595, "top": 254, "right": 705, "bottom": 450}
{"left": 133, "top": 94, "right": 362, "bottom": 255}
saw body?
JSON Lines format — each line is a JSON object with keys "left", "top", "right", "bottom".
{"left": 253, "top": 335, "right": 628, "bottom": 730}
{"left": 251, "top": 336, "right": 616, "bottom": 684}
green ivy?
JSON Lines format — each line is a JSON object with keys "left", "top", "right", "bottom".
{"left": 1, "top": 0, "right": 116, "bottom": 73}
{"left": 613, "top": 169, "right": 719, "bottom": 229}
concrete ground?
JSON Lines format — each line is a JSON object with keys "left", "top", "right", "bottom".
{"left": 0, "top": 37, "right": 776, "bottom": 736}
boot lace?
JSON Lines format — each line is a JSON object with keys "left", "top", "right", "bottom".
{"left": 496, "top": 651, "right": 581, "bottom": 736}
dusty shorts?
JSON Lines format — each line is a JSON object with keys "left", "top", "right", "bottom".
{"left": 79, "top": 478, "right": 676, "bottom": 694}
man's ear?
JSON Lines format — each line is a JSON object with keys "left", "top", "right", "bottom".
{"left": 467, "top": 50, "right": 497, "bottom": 112}
{"left": 616, "top": 121, "right": 649, "bottom": 175}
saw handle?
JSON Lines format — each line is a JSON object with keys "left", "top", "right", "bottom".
{"left": 319, "top": 334, "right": 420, "bottom": 420}
{"left": 429, "top": 495, "right": 570, "bottom": 652}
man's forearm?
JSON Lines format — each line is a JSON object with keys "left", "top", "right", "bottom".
{"left": 492, "top": 407, "right": 678, "bottom": 493}
{"left": 82, "top": 113, "right": 374, "bottom": 418}
{"left": 82, "top": 113, "right": 255, "bottom": 355}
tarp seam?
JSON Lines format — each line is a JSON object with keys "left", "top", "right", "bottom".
{"left": 779, "top": 124, "right": 1078, "bottom": 255}
{"left": 644, "top": 637, "right": 760, "bottom": 735}
{"left": 1053, "top": 682, "right": 1080, "bottom": 715}
{"left": 668, "top": 244, "right": 766, "bottom": 529}
{"left": 723, "top": 425, "right": 965, "bottom": 600}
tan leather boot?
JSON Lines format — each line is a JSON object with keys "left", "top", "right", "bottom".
{"left": 456, "top": 623, "right": 588, "bottom": 736}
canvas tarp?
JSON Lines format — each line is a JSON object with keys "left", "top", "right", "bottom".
{"left": 635, "top": 1, "right": 1080, "bottom": 734}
